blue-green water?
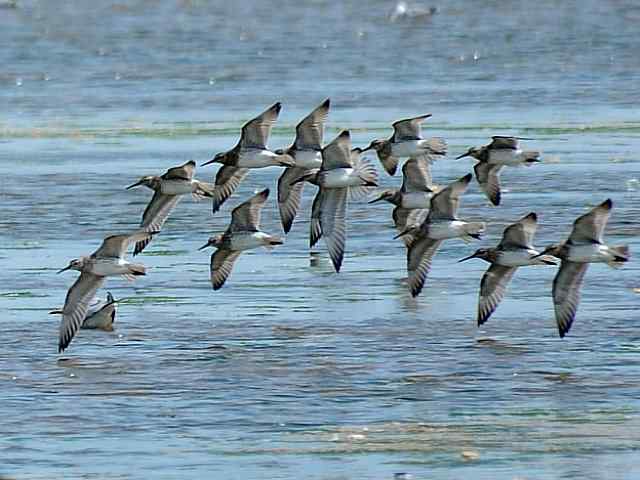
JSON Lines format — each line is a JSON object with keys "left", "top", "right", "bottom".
{"left": 1, "top": 1, "right": 639, "bottom": 478}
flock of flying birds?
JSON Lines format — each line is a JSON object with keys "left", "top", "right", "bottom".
{"left": 53, "top": 99, "right": 631, "bottom": 353}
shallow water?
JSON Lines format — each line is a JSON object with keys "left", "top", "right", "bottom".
{"left": 1, "top": 1, "right": 640, "bottom": 478}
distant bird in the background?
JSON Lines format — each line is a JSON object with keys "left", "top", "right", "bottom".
{"left": 56, "top": 232, "right": 154, "bottom": 352}
{"left": 199, "top": 189, "right": 283, "bottom": 290}
{"left": 201, "top": 103, "right": 295, "bottom": 213}
{"left": 456, "top": 136, "right": 541, "bottom": 206}
{"left": 50, "top": 292, "right": 118, "bottom": 332}
{"left": 368, "top": 157, "right": 437, "bottom": 244}
{"left": 296, "top": 130, "right": 378, "bottom": 272}
{"left": 534, "top": 199, "right": 629, "bottom": 338}
{"left": 396, "top": 173, "right": 485, "bottom": 297}
{"left": 458, "top": 212, "right": 557, "bottom": 326}
{"left": 364, "top": 114, "right": 447, "bottom": 176}
{"left": 126, "top": 160, "right": 214, "bottom": 255}
{"left": 388, "top": 2, "right": 438, "bottom": 22}
{"left": 276, "top": 98, "right": 330, "bottom": 234}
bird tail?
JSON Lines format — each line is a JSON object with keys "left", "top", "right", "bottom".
{"left": 426, "top": 137, "right": 448, "bottom": 156}
{"left": 608, "top": 244, "right": 630, "bottom": 268}
{"left": 461, "top": 222, "right": 486, "bottom": 243}
{"left": 350, "top": 157, "right": 379, "bottom": 200}
{"left": 523, "top": 151, "right": 541, "bottom": 164}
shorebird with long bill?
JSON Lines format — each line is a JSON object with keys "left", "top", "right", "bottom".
{"left": 201, "top": 103, "right": 295, "bottom": 213}
{"left": 458, "top": 212, "right": 557, "bottom": 326}
{"left": 534, "top": 199, "right": 629, "bottom": 337}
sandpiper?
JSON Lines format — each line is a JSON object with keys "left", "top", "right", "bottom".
{"left": 364, "top": 114, "right": 447, "bottom": 176}
{"left": 396, "top": 173, "right": 485, "bottom": 297}
{"left": 199, "top": 188, "right": 283, "bottom": 290}
{"left": 56, "top": 231, "right": 155, "bottom": 352}
{"left": 456, "top": 136, "right": 541, "bottom": 206}
{"left": 457, "top": 212, "right": 557, "bottom": 326}
{"left": 126, "top": 160, "right": 214, "bottom": 255}
{"left": 534, "top": 199, "right": 629, "bottom": 337}
{"left": 276, "top": 98, "right": 330, "bottom": 234}
{"left": 368, "top": 157, "right": 437, "bottom": 243}
{"left": 297, "top": 130, "right": 378, "bottom": 272}
{"left": 201, "top": 103, "right": 295, "bottom": 213}
{"left": 50, "top": 292, "right": 118, "bottom": 332}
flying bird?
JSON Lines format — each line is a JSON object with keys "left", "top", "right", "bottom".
{"left": 126, "top": 160, "right": 214, "bottom": 255}
{"left": 456, "top": 136, "right": 541, "bottom": 206}
{"left": 50, "top": 292, "right": 118, "bottom": 332}
{"left": 535, "top": 199, "right": 629, "bottom": 337}
{"left": 56, "top": 231, "right": 154, "bottom": 352}
{"left": 276, "top": 98, "right": 330, "bottom": 234}
{"left": 199, "top": 189, "right": 283, "bottom": 290}
{"left": 397, "top": 173, "right": 485, "bottom": 297}
{"left": 364, "top": 114, "right": 447, "bottom": 176}
{"left": 458, "top": 212, "right": 557, "bottom": 326}
{"left": 201, "top": 103, "right": 295, "bottom": 213}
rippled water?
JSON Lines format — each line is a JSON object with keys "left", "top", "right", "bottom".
{"left": 1, "top": 1, "right": 640, "bottom": 478}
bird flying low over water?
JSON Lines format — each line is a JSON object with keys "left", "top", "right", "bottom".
{"left": 126, "top": 160, "right": 214, "bottom": 255}
{"left": 199, "top": 188, "right": 283, "bottom": 290}
{"left": 456, "top": 136, "right": 541, "bottom": 206}
{"left": 458, "top": 212, "right": 557, "bottom": 326}
{"left": 369, "top": 156, "right": 438, "bottom": 244}
{"left": 56, "top": 231, "right": 155, "bottom": 352}
{"left": 296, "top": 130, "right": 378, "bottom": 272}
{"left": 364, "top": 114, "right": 447, "bottom": 176}
{"left": 201, "top": 102, "right": 295, "bottom": 214}
{"left": 50, "top": 292, "right": 118, "bottom": 332}
{"left": 276, "top": 98, "right": 330, "bottom": 234}
{"left": 396, "top": 173, "right": 485, "bottom": 297}
{"left": 534, "top": 199, "right": 629, "bottom": 338}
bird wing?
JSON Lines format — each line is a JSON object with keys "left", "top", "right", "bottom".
{"left": 58, "top": 272, "right": 106, "bottom": 352}
{"left": 134, "top": 191, "right": 182, "bottom": 256}
{"left": 310, "top": 189, "right": 324, "bottom": 248}
{"left": 553, "top": 260, "right": 589, "bottom": 337}
{"left": 229, "top": 188, "right": 270, "bottom": 232}
{"left": 321, "top": 130, "right": 353, "bottom": 170}
{"left": 240, "top": 102, "right": 281, "bottom": 149}
{"left": 210, "top": 249, "right": 242, "bottom": 290}
{"left": 474, "top": 162, "right": 503, "bottom": 206}
{"left": 428, "top": 173, "right": 472, "bottom": 220}
{"left": 477, "top": 264, "right": 517, "bottom": 326}
{"left": 407, "top": 237, "right": 442, "bottom": 297}
{"left": 401, "top": 156, "right": 433, "bottom": 193}
{"left": 391, "top": 114, "right": 431, "bottom": 141}
{"left": 162, "top": 160, "right": 196, "bottom": 180}
{"left": 94, "top": 231, "right": 154, "bottom": 258}
{"left": 295, "top": 98, "right": 330, "bottom": 150}
{"left": 319, "top": 187, "right": 348, "bottom": 272}
{"left": 488, "top": 136, "right": 519, "bottom": 150}
{"left": 569, "top": 199, "right": 612, "bottom": 244}
{"left": 277, "top": 167, "right": 307, "bottom": 234}
{"left": 393, "top": 207, "right": 428, "bottom": 246}
{"left": 212, "top": 166, "right": 250, "bottom": 214}
{"left": 498, "top": 212, "right": 538, "bottom": 250}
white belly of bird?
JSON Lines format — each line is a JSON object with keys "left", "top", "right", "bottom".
{"left": 230, "top": 232, "right": 269, "bottom": 251}
{"left": 91, "top": 258, "right": 131, "bottom": 276}
{"left": 401, "top": 192, "right": 431, "bottom": 209}
{"left": 391, "top": 140, "right": 421, "bottom": 158}
{"left": 160, "top": 179, "right": 194, "bottom": 195}
{"left": 488, "top": 149, "right": 524, "bottom": 165}
{"left": 567, "top": 244, "right": 612, "bottom": 263}
{"left": 427, "top": 220, "right": 469, "bottom": 240}
{"left": 294, "top": 150, "right": 322, "bottom": 169}
{"left": 497, "top": 249, "right": 542, "bottom": 267}
{"left": 238, "top": 149, "right": 280, "bottom": 168}
{"left": 321, "top": 168, "right": 363, "bottom": 188}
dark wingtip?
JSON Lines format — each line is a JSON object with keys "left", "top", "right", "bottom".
{"left": 602, "top": 198, "right": 613, "bottom": 209}
{"left": 322, "top": 98, "right": 330, "bottom": 108}
{"left": 462, "top": 172, "right": 473, "bottom": 183}
{"left": 338, "top": 130, "right": 350, "bottom": 139}
{"left": 272, "top": 102, "right": 282, "bottom": 113}
{"left": 260, "top": 188, "right": 270, "bottom": 198}
{"left": 527, "top": 212, "right": 538, "bottom": 221}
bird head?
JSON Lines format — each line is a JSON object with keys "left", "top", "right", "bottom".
{"left": 368, "top": 190, "right": 397, "bottom": 204}
{"left": 57, "top": 258, "right": 84, "bottom": 274}
{"left": 198, "top": 235, "right": 223, "bottom": 251}
{"left": 202, "top": 151, "right": 227, "bottom": 167}
{"left": 455, "top": 147, "right": 482, "bottom": 160}
{"left": 126, "top": 175, "right": 157, "bottom": 190}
